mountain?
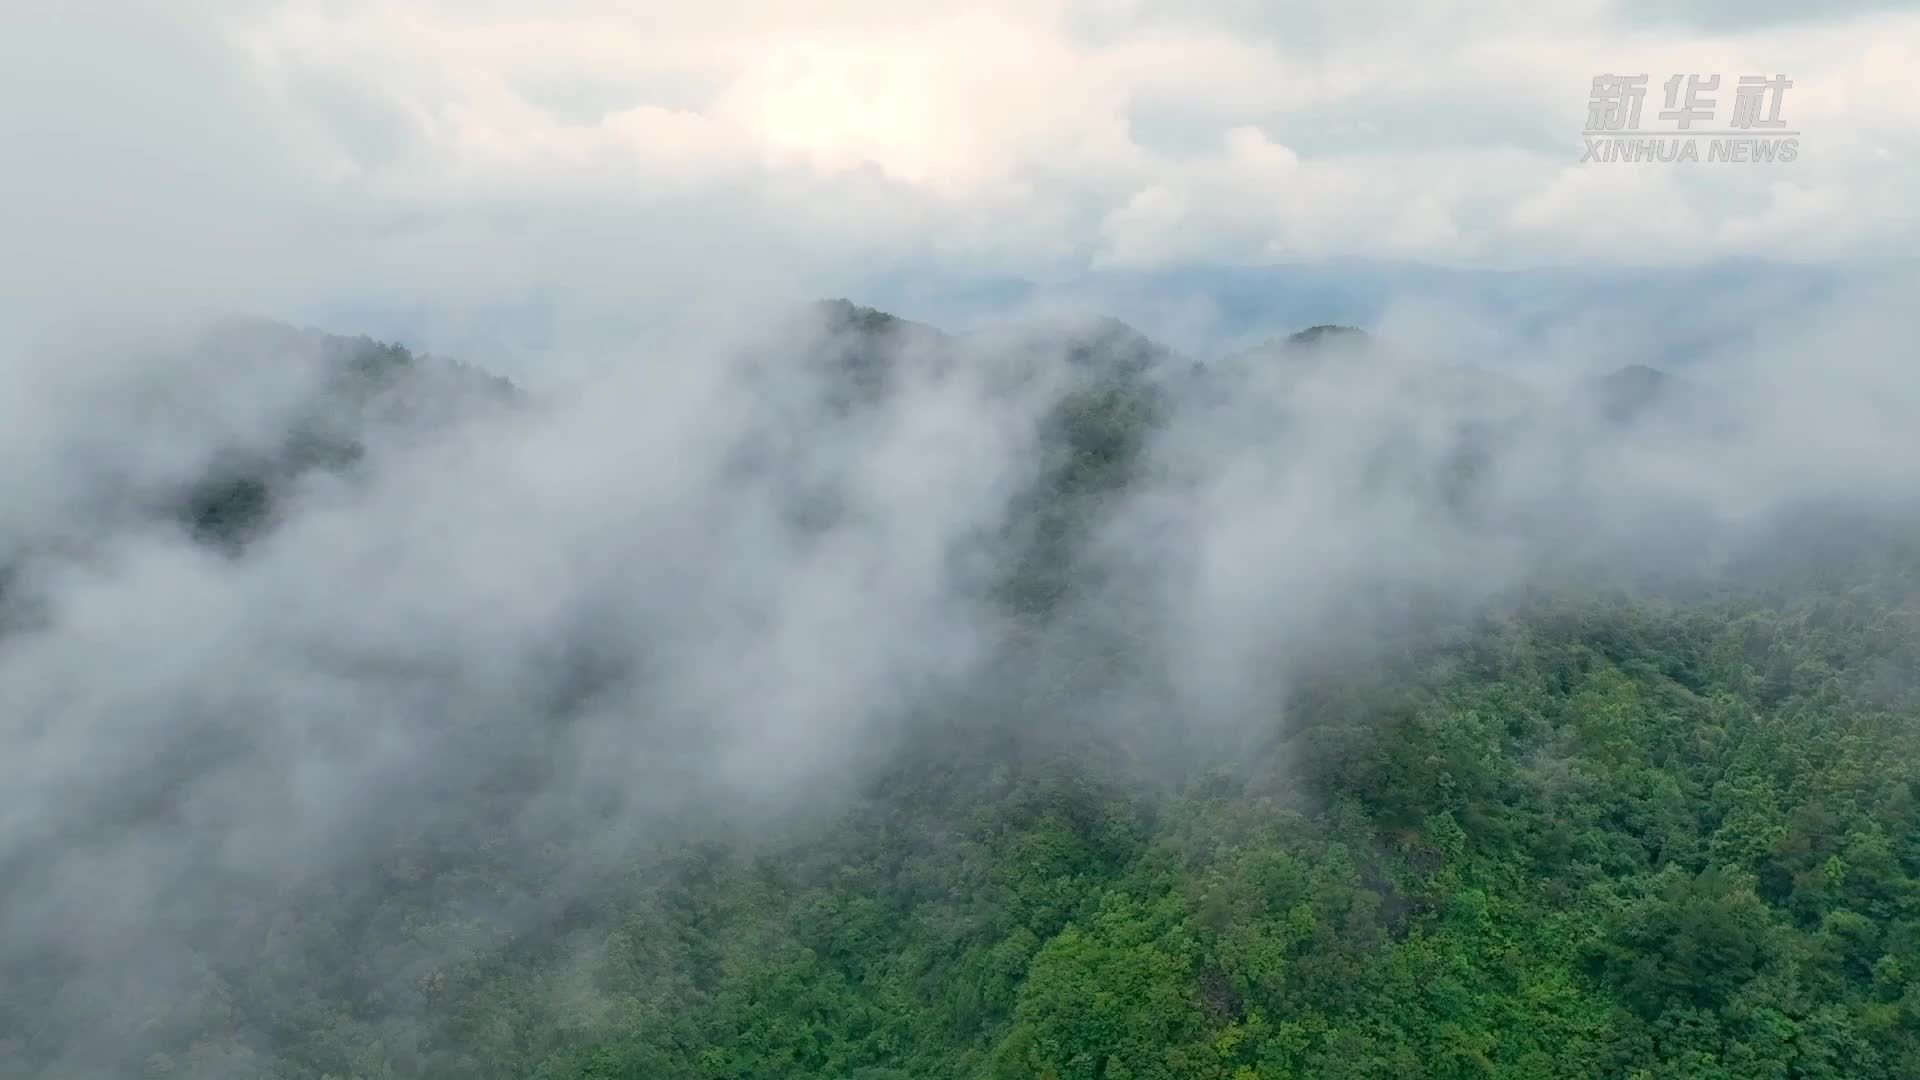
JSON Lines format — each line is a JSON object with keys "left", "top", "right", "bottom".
{"left": 1284, "top": 323, "right": 1369, "bottom": 349}
{"left": 1589, "top": 362, "right": 1675, "bottom": 425}
{"left": 13, "top": 302, "right": 1920, "bottom": 1080}
{"left": 853, "top": 256, "right": 1875, "bottom": 362}
{"left": 99, "top": 306, "right": 1709, "bottom": 606}
{"left": 168, "top": 321, "right": 517, "bottom": 548}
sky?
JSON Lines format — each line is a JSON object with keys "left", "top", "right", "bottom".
{"left": 4, "top": 0, "right": 1915, "bottom": 362}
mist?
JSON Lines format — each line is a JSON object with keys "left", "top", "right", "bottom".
{"left": 3, "top": 260, "right": 1918, "bottom": 1073}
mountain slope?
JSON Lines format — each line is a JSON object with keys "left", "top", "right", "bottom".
{"left": 10, "top": 303, "right": 1920, "bottom": 1080}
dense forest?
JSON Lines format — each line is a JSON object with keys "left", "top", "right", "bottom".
{"left": 7, "top": 305, "right": 1920, "bottom": 1080}
{"left": 108, "top": 580, "right": 1920, "bottom": 1080}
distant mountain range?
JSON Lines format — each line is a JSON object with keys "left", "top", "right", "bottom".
{"left": 150, "top": 301, "right": 1694, "bottom": 559}
{"left": 95, "top": 301, "right": 1695, "bottom": 647}
{"left": 852, "top": 255, "right": 1895, "bottom": 363}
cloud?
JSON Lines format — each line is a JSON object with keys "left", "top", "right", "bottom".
{"left": 3, "top": 244, "right": 1918, "bottom": 1076}
{"left": 0, "top": 308, "right": 1078, "bottom": 1072}
{"left": 6, "top": 0, "right": 1916, "bottom": 353}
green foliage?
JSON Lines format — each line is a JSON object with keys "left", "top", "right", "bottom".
{"left": 73, "top": 571, "right": 1920, "bottom": 1080}
{"left": 53, "top": 319, "right": 1920, "bottom": 1080}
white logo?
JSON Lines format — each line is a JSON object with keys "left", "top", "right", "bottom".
{"left": 1582, "top": 74, "right": 1798, "bottom": 163}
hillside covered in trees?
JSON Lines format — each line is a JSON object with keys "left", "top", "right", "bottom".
{"left": 5, "top": 304, "right": 1920, "bottom": 1080}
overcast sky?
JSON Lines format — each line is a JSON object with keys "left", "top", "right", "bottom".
{"left": 3, "top": 1, "right": 1914, "bottom": 356}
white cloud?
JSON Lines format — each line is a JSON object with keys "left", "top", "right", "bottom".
{"left": 3, "top": 0, "right": 1915, "bottom": 344}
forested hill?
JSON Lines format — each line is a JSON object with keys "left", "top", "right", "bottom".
{"left": 6, "top": 304, "right": 1920, "bottom": 1080}
{"left": 80, "top": 305, "right": 1654, "bottom": 576}
{"left": 174, "top": 320, "right": 519, "bottom": 548}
